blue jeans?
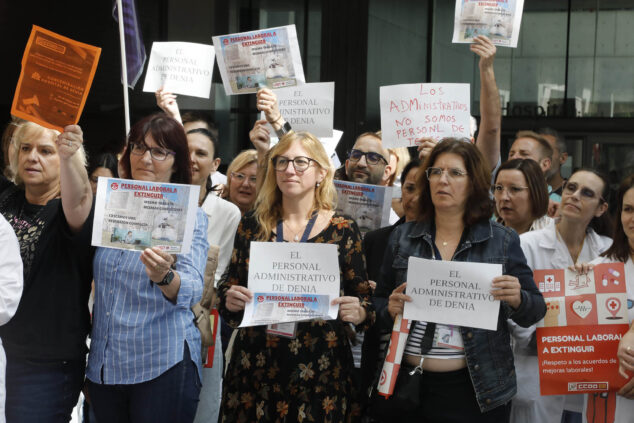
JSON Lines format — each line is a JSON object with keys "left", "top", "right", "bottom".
{"left": 5, "top": 355, "right": 85, "bottom": 423}
{"left": 87, "top": 344, "right": 201, "bottom": 423}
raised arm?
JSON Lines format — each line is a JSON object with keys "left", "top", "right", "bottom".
{"left": 471, "top": 35, "right": 501, "bottom": 171}
{"left": 156, "top": 88, "right": 183, "bottom": 124}
{"left": 56, "top": 125, "right": 92, "bottom": 233}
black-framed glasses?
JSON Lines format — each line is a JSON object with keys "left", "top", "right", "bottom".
{"left": 492, "top": 184, "right": 529, "bottom": 197}
{"left": 425, "top": 167, "right": 468, "bottom": 180}
{"left": 347, "top": 149, "right": 387, "bottom": 165}
{"left": 562, "top": 181, "right": 606, "bottom": 203}
{"left": 272, "top": 155, "right": 317, "bottom": 173}
{"left": 129, "top": 142, "right": 175, "bottom": 161}
{"left": 231, "top": 172, "right": 257, "bottom": 186}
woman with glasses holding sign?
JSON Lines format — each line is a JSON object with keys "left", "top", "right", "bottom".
{"left": 511, "top": 169, "right": 612, "bottom": 423}
{"left": 217, "top": 131, "right": 374, "bottom": 422}
{"left": 493, "top": 159, "right": 552, "bottom": 235}
{"left": 85, "top": 114, "right": 209, "bottom": 423}
{"left": 373, "top": 139, "right": 544, "bottom": 422}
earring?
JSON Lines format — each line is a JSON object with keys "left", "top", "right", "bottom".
{"left": 316, "top": 181, "right": 321, "bottom": 187}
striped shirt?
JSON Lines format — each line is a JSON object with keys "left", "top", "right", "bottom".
{"left": 404, "top": 321, "right": 466, "bottom": 359}
{"left": 87, "top": 208, "right": 209, "bottom": 385}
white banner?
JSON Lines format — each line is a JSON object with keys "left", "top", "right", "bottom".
{"left": 380, "top": 83, "right": 471, "bottom": 148}
{"left": 92, "top": 177, "right": 200, "bottom": 254}
{"left": 452, "top": 0, "right": 525, "bottom": 48}
{"left": 142, "top": 42, "right": 215, "bottom": 98}
{"left": 240, "top": 242, "right": 340, "bottom": 327}
{"left": 213, "top": 25, "right": 305, "bottom": 95}
{"left": 403, "top": 257, "right": 502, "bottom": 330}
{"left": 260, "top": 82, "right": 334, "bottom": 137}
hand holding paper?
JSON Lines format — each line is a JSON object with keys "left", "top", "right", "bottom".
{"left": 490, "top": 275, "right": 521, "bottom": 310}
{"left": 388, "top": 283, "right": 411, "bottom": 321}
{"left": 471, "top": 35, "right": 496, "bottom": 70}
{"left": 155, "top": 88, "right": 182, "bottom": 123}
{"left": 249, "top": 119, "right": 271, "bottom": 155}
{"left": 332, "top": 296, "right": 366, "bottom": 326}
{"left": 226, "top": 285, "right": 254, "bottom": 312}
{"left": 257, "top": 88, "right": 282, "bottom": 125}
{"left": 140, "top": 246, "right": 175, "bottom": 282}
{"left": 56, "top": 125, "right": 84, "bottom": 160}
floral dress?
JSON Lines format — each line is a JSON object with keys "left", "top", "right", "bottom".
{"left": 218, "top": 213, "right": 375, "bottom": 423}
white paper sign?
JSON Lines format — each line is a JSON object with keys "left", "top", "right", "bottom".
{"left": 91, "top": 178, "right": 200, "bottom": 254}
{"left": 213, "top": 25, "right": 305, "bottom": 95}
{"left": 240, "top": 242, "right": 340, "bottom": 327}
{"left": 143, "top": 42, "right": 215, "bottom": 98}
{"left": 452, "top": 0, "right": 525, "bottom": 48}
{"left": 403, "top": 258, "right": 502, "bottom": 330}
{"left": 260, "top": 82, "right": 334, "bottom": 137}
{"left": 380, "top": 83, "right": 471, "bottom": 148}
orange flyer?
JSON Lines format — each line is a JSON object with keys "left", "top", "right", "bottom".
{"left": 535, "top": 263, "right": 630, "bottom": 395}
{"left": 11, "top": 25, "right": 101, "bottom": 131}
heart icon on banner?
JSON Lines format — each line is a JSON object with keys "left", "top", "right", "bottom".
{"left": 572, "top": 300, "right": 592, "bottom": 319}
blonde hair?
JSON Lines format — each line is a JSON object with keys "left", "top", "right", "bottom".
{"left": 223, "top": 149, "right": 258, "bottom": 199}
{"left": 387, "top": 147, "right": 411, "bottom": 186}
{"left": 254, "top": 132, "right": 336, "bottom": 240}
{"left": 10, "top": 121, "right": 87, "bottom": 187}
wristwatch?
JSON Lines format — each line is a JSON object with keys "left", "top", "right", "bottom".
{"left": 275, "top": 121, "right": 292, "bottom": 138}
{"left": 155, "top": 268, "right": 175, "bottom": 286}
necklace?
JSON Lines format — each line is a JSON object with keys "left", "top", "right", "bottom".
{"left": 283, "top": 220, "right": 309, "bottom": 242}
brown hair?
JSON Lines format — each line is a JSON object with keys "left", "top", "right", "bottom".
{"left": 602, "top": 173, "right": 634, "bottom": 262}
{"left": 514, "top": 130, "right": 553, "bottom": 160}
{"left": 416, "top": 138, "right": 493, "bottom": 225}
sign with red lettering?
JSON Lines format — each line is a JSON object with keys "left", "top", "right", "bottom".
{"left": 379, "top": 83, "right": 471, "bottom": 148}
{"left": 535, "top": 263, "right": 629, "bottom": 395}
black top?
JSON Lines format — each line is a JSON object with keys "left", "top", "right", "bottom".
{"left": 0, "top": 176, "right": 94, "bottom": 360}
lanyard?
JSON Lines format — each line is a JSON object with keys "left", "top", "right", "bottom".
{"left": 276, "top": 211, "right": 318, "bottom": 243}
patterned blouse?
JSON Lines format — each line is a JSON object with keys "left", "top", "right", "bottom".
{"left": 218, "top": 212, "right": 374, "bottom": 423}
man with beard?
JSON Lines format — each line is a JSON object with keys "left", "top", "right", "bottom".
{"left": 335, "top": 132, "right": 392, "bottom": 186}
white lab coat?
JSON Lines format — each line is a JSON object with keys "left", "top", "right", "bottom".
{"left": 510, "top": 220, "right": 612, "bottom": 423}
{"left": 0, "top": 215, "right": 23, "bottom": 423}
{"left": 581, "top": 256, "right": 634, "bottom": 423}
{"left": 193, "top": 194, "right": 240, "bottom": 423}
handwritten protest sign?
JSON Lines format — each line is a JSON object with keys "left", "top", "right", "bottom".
{"left": 380, "top": 83, "right": 470, "bottom": 148}
{"left": 334, "top": 180, "right": 392, "bottom": 235}
{"left": 213, "top": 25, "right": 305, "bottom": 95}
{"left": 11, "top": 25, "right": 101, "bottom": 131}
{"left": 143, "top": 42, "right": 215, "bottom": 98}
{"left": 241, "top": 242, "right": 340, "bottom": 327}
{"left": 261, "top": 82, "right": 334, "bottom": 137}
{"left": 535, "top": 263, "right": 629, "bottom": 395}
{"left": 403, "top": 258, "right": 501, "bottom": 330}
{"left": 92, "top": 178, "right": 199, "bottom": 254}
{"left": 452, "top": 0, "right": 525, "bottom": 48}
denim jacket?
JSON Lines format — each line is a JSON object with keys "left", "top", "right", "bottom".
{"left": 374, "top": 219, "right": 546, "bottom": 413}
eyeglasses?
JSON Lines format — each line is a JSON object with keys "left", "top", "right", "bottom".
{"left": 231, "top": 172, "right": 257, "bottom": 186}
{"left": 272, "top": 156, "right": 317, "bottom": 173}
{"left": 425, "top": 167, "right": 468, "bottom": 180}
{"left": 348, "top": 149, "right": 387, "bottom": 165}
{"left": 562, "top": 181, "right": 605, "bottom": 203}
{"left": 492, "top": 185, "right": 529, "bottom": 197}
{"left": 129, "top": 142, "right": 175, "bottom": 161}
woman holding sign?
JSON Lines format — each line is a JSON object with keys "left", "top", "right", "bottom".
{"left": 374, "top": 139, "right": 545, "bottom": 422}
{"left": 85, "top": 114, "right": 209, "bottom": 423}
{"left": 0, "top": 121, "right": 93, "bottom": 423}
{"left": 217, "top": 131, "right": 374, "bottom": 422}
{"left": 566, "top": 174, "right": 634, "bottom": 422}
{"left": 512, "top": 169, "right": 612, "bottom": 423}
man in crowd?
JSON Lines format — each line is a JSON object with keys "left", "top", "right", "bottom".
{"left": 537, "top": 127, "right": 568, "bottom": 197}
{"left": 507, "top": 130, "right": 561, "bottom": 202}
{"left": 335, "top": 132, "right": 392, "bottom": 186}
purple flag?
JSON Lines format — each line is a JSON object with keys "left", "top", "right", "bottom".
{"left": 113, "top": 0, "right": 146, "bottom": 89}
